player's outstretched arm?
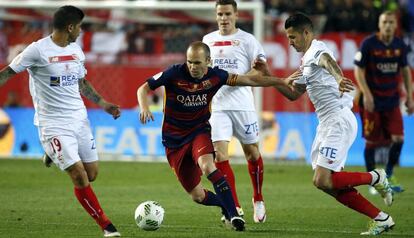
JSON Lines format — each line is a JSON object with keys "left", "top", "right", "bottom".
{"left": 78, "top": 78, "right": 121, "bottom": 119}
{"left": 137, "top": 82, "right": 154, "bottom": 124}
{"left": 227, "top": 73, "right": 299, "bottom": 88}
{"left": 0, "top": 66, "right": 17, "bottom": 87}
{"left": 402, "top": 66, "right": 414, "bottom": 115}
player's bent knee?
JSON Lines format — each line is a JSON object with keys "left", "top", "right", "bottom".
{"left": 242, "top": 143, "right": 260, "bottom": 161}
{"left": 190, "top": 188, "right": 205, "bottom": 203}
{"left": 191, "top": 194, "right": 205, "bottom": 203}
{"left": 88, "top": 172, "right": 98, "bottom": 182}
{"left": 67, "top": 164, "right": 90, "bottom": 187}
{"left": 313, "top": 177, "right": 332, "bottom": 190}
{"left": 214, "top": 150, "right": 227, "bottom": 162}
{"left": 71, "top": 173, "right": 89, "bottom": 188}
{"left": 198, "top": 157, "right": 216, "bottom": 175}
{"left": 199, "top": 163, "right": 215, "bottom": 175}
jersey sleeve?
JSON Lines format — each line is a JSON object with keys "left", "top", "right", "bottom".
{"left": 247, "top": 35, "right": 266, "bottom": 62}
{"left": 314, "top": 43, "right": 335, "bottom": 66}
{"left": 354, "top": 39, "right": 369, "bottom": 68}
{"left": 9, "top": 43, "right": 40, "bottom": 73}
{"left": 400, "top": 40, "right": 409, "bottom": 67}
{"left": 295, "top": 75, "right": 307, "bottom": 85}
{"left": 147, "top": 65, "right": 176, "bottom": 90}
{"left": 78, "top": 48, "right": 87, "bottom": 78}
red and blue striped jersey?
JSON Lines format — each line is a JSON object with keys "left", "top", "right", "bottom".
{"left": 354, "top": 34, "right": 409, "bottom": 111}
{"left": 147, "top": 63, "right": 230, "bottom": 148}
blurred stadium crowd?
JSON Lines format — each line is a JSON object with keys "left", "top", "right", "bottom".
{"left": 0, "top": 0, "right": 413, "bottom": 66}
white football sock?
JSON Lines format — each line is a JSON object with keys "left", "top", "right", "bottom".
{"left": 374, "top": 211, "right": 389, "bottom": 221}
{"left": 369, "top": 170, "right": 379, "bottom": 186}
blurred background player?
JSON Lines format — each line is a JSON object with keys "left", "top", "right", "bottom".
{"left": 0, "top": 6, "right": 121, "bottom": 237}
{"left": 3, "top": 91, "right": 21, "bottom": 108}
{"left": 354, "top": 11, "right": 414, "bottom": 194}
{"left": 278, "top": 13, "right": 395, "bottom": 235}
{"left": 202, "top": 0, "right": 267, "bottom": 223}
{"left": 137, "top": 41, "right": 298, "bottom": 231}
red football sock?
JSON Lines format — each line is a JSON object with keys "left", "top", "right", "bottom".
{"left": 331, "top": 171, "right": 372, "bottom": 189}
{"left": 335, "top": 188, "right": 380, "bottom": 219}
{"left": 248, "top": 156, "right": 264, "bottom": 202}
{"left": 74, "top": 185, "right": 111, "bottom": 229}
{"left": 215, "top": 160, "right": 240, "bottom": 208}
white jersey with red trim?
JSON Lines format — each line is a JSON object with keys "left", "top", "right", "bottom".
{"left": 296, "top": 39, "right": 353, "bottom": 121}
{"left": 203, "top": 29, "right": 265, "bottom": 111}
{"left": 9, "top": 35, "right": 87, "bottom": 126}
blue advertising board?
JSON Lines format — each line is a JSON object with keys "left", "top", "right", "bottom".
{"left": 1, "top": 108, "right": 413, "bottom": 167}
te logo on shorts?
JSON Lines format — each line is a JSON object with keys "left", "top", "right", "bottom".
{"left": 319, "top": 146, "right": 337, "bottom": 159}
{"left": 244, "top": 122, "right": 258, "bottom": 135}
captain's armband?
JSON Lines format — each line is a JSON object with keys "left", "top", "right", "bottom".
{"left": 227, "top": 74, "right": 238, "bottom": 86}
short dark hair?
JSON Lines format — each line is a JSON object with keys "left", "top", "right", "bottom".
{"left": 188, "top": 41, "right": 210, "bottom": 58}
{"left": 53, "top": 5, "right": 84, "bottom": 30}
{"left": 285, "top": 13, "right": 313, "bottom": 32}
{"left": 216, "top": 0, "right": 237, "bottom": 11}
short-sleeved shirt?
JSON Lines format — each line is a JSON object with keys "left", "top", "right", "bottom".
{"left": 202, "top": 29, "right": 265, "bottom": 111}
{"left": 354, "top": 34, "right": 409, "bottom": 111}
{"left": 147, "top": 64, "right": 231, "bottom": 148}
{"left": 296, "top": 39, "right": 353, "bottom": 122}
{"left": 9, "top": 35, "right": 87, "bottom": 126}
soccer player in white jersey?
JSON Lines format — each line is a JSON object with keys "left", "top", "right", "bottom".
{"left": 202, "top": 0, "right": 267, "bottom": 223}
{"left": 0, "top": 6, "right": 121, "bottom": 237}
{"left": 276, "top": 13, "right": 395, "bottom": 235}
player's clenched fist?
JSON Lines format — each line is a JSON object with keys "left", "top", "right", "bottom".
{"left": 103, "top": 102, "right": 121, "bottom": 119}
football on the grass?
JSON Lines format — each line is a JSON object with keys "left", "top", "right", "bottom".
{"left": 134, "top": 201, "right": 164, "bottom": 231}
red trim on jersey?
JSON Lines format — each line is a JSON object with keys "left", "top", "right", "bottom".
{"left": 49, "top": 55, "right": 77, "bottom": 63}
{"left": 212, "top": 41, "right": 232, "bottom": 46}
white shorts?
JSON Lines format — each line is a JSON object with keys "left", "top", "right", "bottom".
{"left": 210, "top": 110, "right": 259, "bottom": 144}
{"left": 311, "top": 108, "right": 357, "bottom": 172}
{"left": 38, "top": 119, "right": 98, "bottom": 171}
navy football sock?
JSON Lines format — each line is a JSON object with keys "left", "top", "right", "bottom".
{"left": 197, "top": 189, "right": 230, "bottom": 220}
{"left": 386, "top": 142, "right": 403, "bottom": 177}
{"left": 207, "top": 169, "right": 238, "bottom": 218}
{"left": 199, "top": 189, "right": 222, "bottom": 207}
{"left": 364, "top": 147, "right": 376, "bottom": 172}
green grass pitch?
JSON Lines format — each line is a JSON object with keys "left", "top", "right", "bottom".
{"left": 0, "top": 159, "right": 413, "bottom": 237}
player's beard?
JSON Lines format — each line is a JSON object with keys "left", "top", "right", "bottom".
{"left": 68, "top": 35, "right": 76, "bottom": 43}
{"left": 68, "top": 31, "right": 79, "bottom": 43}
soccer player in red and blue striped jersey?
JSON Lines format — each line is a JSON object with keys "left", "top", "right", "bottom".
{"left": 137, "top": 41, "right": 296, "bottom": 231}
{"left": 354, "top": 11, "right": 414, "bottom": 193}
